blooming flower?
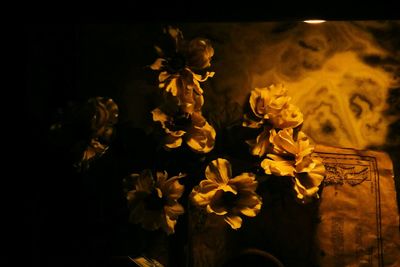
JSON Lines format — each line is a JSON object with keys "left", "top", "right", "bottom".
{"left": 190, "top": 158, "right": 262, "bottom": 229}
{"left": 260, "top": 128, "right": 325, "bottom": 201}
{"left": 152, "top": 108, "right": 216, "bottom": 153}
{"left": 243, "top": 84, "right": 304, "bottom": 129}
{"left": 150, "top": 26, "right": 215, "bottom": 114}
{"left": 243, "top": 84, "right": 303, "bottom": 157}
{"left": 124, "top": 170, "right": 186, "bottom": 235}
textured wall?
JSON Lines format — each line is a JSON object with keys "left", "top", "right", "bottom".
{"left": 175, "top": 21, "right": 400, "bottom": 150}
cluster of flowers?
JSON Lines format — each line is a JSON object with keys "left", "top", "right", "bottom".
{"left": 120, "top": 27, "right": 325, "bottom": 235}
{"left": 242, "top": 85, "right": 325, "bottom": 201}
{"left": 150, "top": 26, "right": 216, "bottom": 153}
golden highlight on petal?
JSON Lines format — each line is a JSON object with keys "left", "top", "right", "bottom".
{"left": 150, "top": 27, "right": 214, "bottom": 115}
{"left": 190, "top": 158, "right": 262, "bottom": 230}
{"left": 124, "top": 170, "right": 186, "bottom": 235}
{"left": 248, "top": 128, "right": 272, "bottom": 157}
{"left": 260, "top": 128, "right": 325, "bottom": 201}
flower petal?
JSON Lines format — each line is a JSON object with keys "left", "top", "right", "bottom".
{"left": 229, "top": 173, "right": 258, "bottom": 192}
{"left": 186, "top": 121, "right": 216, "bottom": 153}
{"left": 261, "top": 154, "right": 295, "bottom": 176}
{"left": 273, "top": 128, "right": 298, "bottom": 155}
{"left": 249, "top": 128, "right": 271, "bottom": 157}
{"left": 242, "top": 114, "right": 263, "bottom": 128}
{"left": 205, "top": 158, "right": 232, "bottom": 183}
{"left": 158, "top": 71, "right": 170, "bottom": 83}
{"left": 161, "top": 174, "right": 185, "bottom": 200}
{"left": 164, "top": 134, "right": 183, "bottom": 149}
{"left": 162, "top": 214, "right": 177, "bottom": 235}
{"left": 190, "top": 184, "right": 219, "bottom": 206}
{"left": 165, "top": 76, "right": 180, "bottom": 96}
{"left": 269, "top": 103, "right": 303, "bottom": 129}
{"left": 136, "top": 170, "right": 154, "bottom": 192}
{"left": 152, "top": 108, "right": 169, "bottom": 124}
{"left": 150, "top": 58, "right": 165, "bottom": 70}
{"left": 224, "top": 215, "right": 243, "bottom": 230}
{"left": 164, "top": 203, "right": 184, "bottom": 219}
{"left": 207, "top": 203, "right": 228, "bottom": 215}
{"left": 239, "top": 200, "right": 262, "bottom": 217}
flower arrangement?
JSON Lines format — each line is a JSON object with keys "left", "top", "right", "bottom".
{"left": 50, "top": 25, "right": 326, "bottom": 264}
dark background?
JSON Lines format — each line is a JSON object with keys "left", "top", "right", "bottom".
{"left": 26, "top": 5, "right": 400, "bottom": 267}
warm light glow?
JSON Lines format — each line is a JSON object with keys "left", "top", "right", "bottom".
{"left": 303, "top": 20, "right": 326, "bottom": 24}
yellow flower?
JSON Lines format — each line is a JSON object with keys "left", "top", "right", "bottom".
{"left": 152, "top": 108, "right": 216, "bottom": 153}
{"left": 157, "top": 69, "right": 214, "bottom": 114}
{"left": 190, "top": 158, "right": 262, "bottom": 230}
{"left": 124, "top": 170, "right": 185, "bottom": 235}
{"left": 260, "top": 128, "right": 325, "bottom": 201}
{"left": 186, "top": 112, "right": 216, "bottom": 153}
{"left": 269, "top": 103, "right": 303, "bottom": 129}
{"left": 243, "top": 84, "right": 303, "bottom": 129}
{"left": 150, "top": 26, "right": 215, "bottom": 114}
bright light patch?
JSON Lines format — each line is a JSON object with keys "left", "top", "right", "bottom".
{"left": 304, "top": 20, "right": 326, "bottom": 24}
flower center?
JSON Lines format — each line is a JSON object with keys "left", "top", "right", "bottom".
{"left": 166, "top": 53, "right": 186, "bottom": 73}
{"left": 144, "top": 190, "right": 165, "bottom": 210}
{"left": 169, "top": 111, "right": 192, "bottom": 131}
{"left": 216, "top": 190, "right": 238, "bottom": 210}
